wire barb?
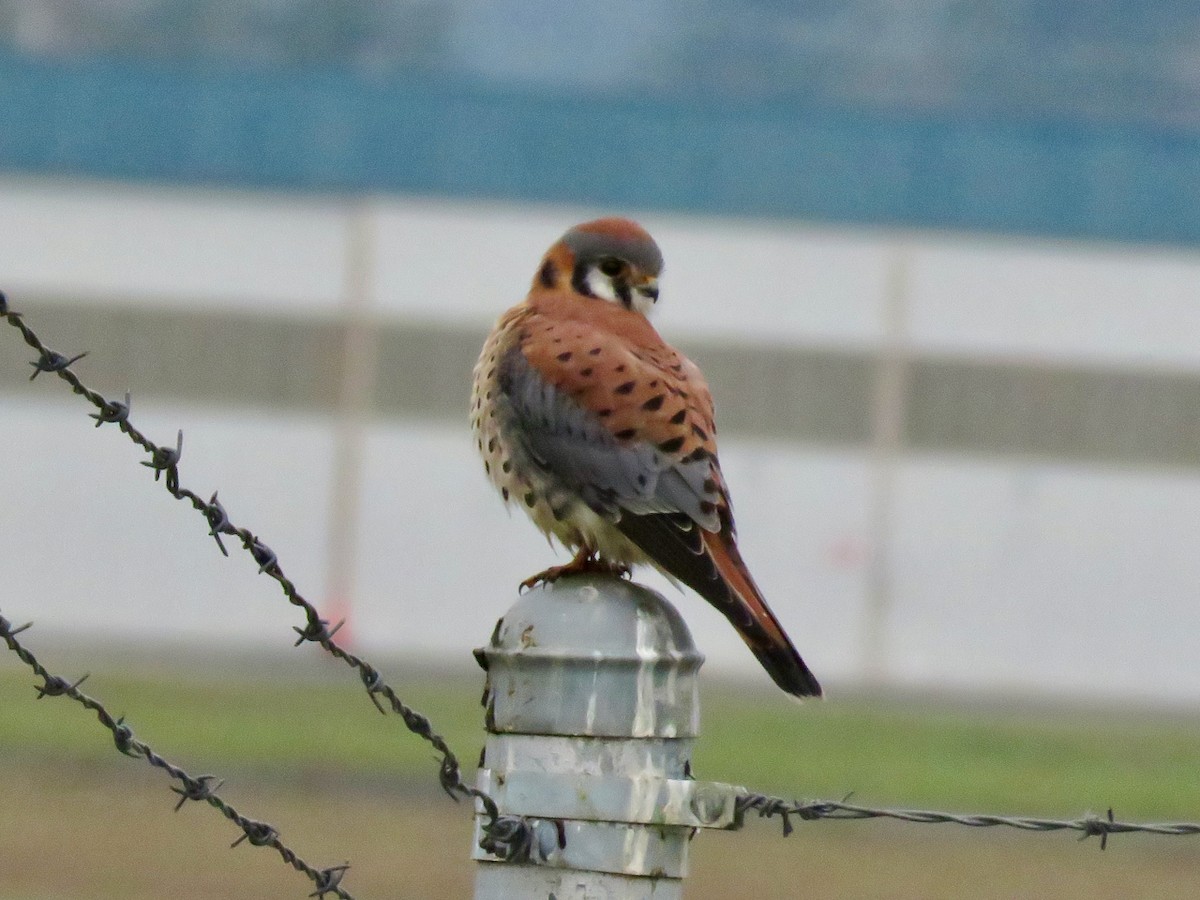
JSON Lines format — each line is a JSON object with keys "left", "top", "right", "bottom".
{"left": 110, "top": 715, "right": 141, "bottom": 758}
{"left": 478, "top": 815, "right": 542, "bottom": 863}
{"left": 248, "top": 536, "right": 279, "bottom": 574}
{"left": 29, "top": 348, "right": 87, "bottom": 380}
{"left": 141, "top": 429, "right": 183, "bottom": 492}
{"left": 293, "top": 617, "right": 345, "bottom": 646}
{"left": 171, "top": 774, "right": 226, "bottom": 811}
{"left": 358, "top": 664, "right": 388, "bottom": 715}
{"left": 203, "top": 492, "right": 234, "bottom": 556}
{"left": 233, "top": 820, "right": 281, "bottom": 849}
{"left": 90, "top": 391, "right": 132, "bottom": 427}
{"left": 35, "top": 671, "right": 90, "bottom": 699}
{"left": 310, "top": 863, "right": 352, "bottom": 898}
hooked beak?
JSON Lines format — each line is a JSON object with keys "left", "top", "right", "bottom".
{"left": 636, "top": 277, "right": 659, "bottom": 304}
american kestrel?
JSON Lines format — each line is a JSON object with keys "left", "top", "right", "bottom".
{"left": 471, "top": 218, "right": 821, "bottom": 698}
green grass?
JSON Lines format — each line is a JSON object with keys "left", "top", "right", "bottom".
{"left": 0, "top": 654, "right": 486, "bottom": 777}
{"left": 695, "top": 684, "right": 1200, "bottom": 819}
{"left": 3, "top": 651, "right": 1198, "bottom": 823}
{"left": 4, "top": 651, "right": 1200, "bottom": 899}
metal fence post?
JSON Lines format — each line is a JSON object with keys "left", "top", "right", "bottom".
{"left": 471, "top": 574, "right": 740, "bottom": 899}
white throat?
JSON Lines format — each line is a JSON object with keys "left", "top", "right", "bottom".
{"left": 629, "top": 290, "right": 656, "bottom": 317}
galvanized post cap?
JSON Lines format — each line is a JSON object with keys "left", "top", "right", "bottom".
{"left": 479, "top": 575, "right": 704, "bottom": 738}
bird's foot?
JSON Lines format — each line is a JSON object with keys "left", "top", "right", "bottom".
{"left": 520, "top": 550, "right": 629, "bottom": 591}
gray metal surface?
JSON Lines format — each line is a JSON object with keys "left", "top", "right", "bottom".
{"left": 473, "top": 576, "right": 710, "bottom": 898}
{"left": 482, "top": 576, "right": 703, "bottom": 739}
{"left": 476, "top": 763, "right": 739, "bottom": 829}
{"left": 473, "top": 866, "right": 685, "bottom": 900}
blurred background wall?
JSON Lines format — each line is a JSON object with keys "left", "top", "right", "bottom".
{"left": 3, "top": 0, "right": 1200, "bottom": 703}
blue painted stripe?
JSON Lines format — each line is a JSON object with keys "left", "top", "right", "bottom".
{"left": 2, "top": 52, "right": 1198, "bottom": 245}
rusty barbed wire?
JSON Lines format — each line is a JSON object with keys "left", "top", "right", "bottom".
{"left": 0, "top": 292, "right": 531, "bottom": 863}
{"left": 0, "top": 612, "right": 353, "bottom": 898}
{"left": 734, "top": 792, "right": 1200, "bottom": 849}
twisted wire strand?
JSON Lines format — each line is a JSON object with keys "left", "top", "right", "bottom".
{"left": 735, "top": 793, "right": 1200, "bottom": 849}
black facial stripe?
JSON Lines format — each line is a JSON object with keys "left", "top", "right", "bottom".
{"left": 615, "top": 278, "right": 632, "bottom": 309}
{"left": 571, "top": 262, "right": 594, "bottom": 297}
{"left": 539, "top": 260, "right": 557, "bottom": 288}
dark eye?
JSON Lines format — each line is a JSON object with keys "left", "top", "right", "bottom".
{"left": 598, "top": 258, "right": 624, "bottom": 277}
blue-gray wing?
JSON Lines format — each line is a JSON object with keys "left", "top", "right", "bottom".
{"left": 495, "top": 345, "right": 720, "bottom": 530}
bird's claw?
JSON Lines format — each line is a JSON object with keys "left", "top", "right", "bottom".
{"left": 520, "top": 552, "right": 629, "bottom": 591}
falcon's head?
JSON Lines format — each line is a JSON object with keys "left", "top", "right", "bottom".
{"left": 536, "top": 218, "right": 664, "bottom": 316}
